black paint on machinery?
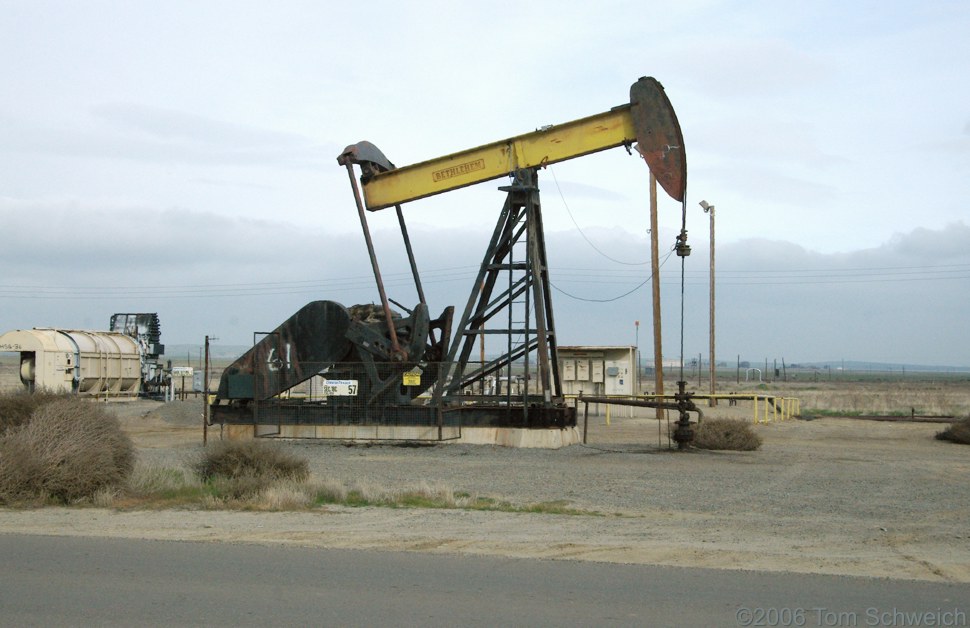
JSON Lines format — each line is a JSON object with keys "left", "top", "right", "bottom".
{"left": 212, "top": 301, "right": 455, "bottom": 426}
{"left": 209, "top": 76, "right": 686, "bottom": 432}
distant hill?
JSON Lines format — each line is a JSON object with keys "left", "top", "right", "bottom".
{"left": 793, "top": 360, "right": 969, "bottom": 373}
{"left": 161, "top": 344, "right": 251, "bottom": 365}
{"left": 161, "top": 344, "right": 970, "bottom": 373}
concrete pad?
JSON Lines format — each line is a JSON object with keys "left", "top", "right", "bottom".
{"left": 223, "top": 424, "right": 581, "bottom": 448}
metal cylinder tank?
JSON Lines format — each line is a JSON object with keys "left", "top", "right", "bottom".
{"left": 0, "top": 328, "right": 142, "bottom": 396}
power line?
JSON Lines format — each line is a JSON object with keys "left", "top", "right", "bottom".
{"left": 550, "top": 248, "right": 677, "bottom": 302}
{"left": 548, "top": 165, "right": 650, "bottom": 266}
{"left": 1, "top": 262, "right": 966, "bottom": 300}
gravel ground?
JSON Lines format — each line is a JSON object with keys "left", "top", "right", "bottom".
{"left": 2, "top": 397, "right": 968, "bottom": 583}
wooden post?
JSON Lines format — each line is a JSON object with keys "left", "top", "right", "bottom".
{"left": 649, "top": 173, "right": 664, "bottom": 422}
{"left": 203, "top": 336, "right": 210, "bottom": 446}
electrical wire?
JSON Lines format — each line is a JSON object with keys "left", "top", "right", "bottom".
{"left": 550, "top": 247, "right": 676, "bottom": 302}
{"left": 548, "top": 166, "right": 650, "bottom": 266}
{"left": 1, "top": 262, "right": 966, "bottom": 300}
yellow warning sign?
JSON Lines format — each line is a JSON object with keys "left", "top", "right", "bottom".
{"left": 402, "top": 370, "right": 422, "bottom": 386}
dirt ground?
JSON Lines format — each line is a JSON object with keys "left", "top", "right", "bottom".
{"left": 1, "top": 396, "right": 968, "bottom": 584}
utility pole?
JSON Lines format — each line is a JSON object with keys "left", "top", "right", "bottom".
{"left": 649, "top": 173, "right": 664, "bottom": 422}
{"left": 700, "top": 200, "right": 716, "bottom": 406}
{"left": 203, "top": 335, "right": 218, "bottom": 446}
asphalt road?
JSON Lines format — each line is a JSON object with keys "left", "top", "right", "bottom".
{"left": 1, "top": 535, "right": 966, "bottom": 627}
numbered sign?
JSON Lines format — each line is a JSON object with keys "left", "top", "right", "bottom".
{"left": 318, "top": 379, "right": 358, "bottom": 396}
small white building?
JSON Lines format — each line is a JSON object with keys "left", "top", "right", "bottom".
{"left": 558, "top": 346, "right": 636, "bottom": 397}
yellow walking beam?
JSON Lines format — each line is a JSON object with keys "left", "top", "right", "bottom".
{"left": 338, "top": 76, "right": 686, "bottom": 210}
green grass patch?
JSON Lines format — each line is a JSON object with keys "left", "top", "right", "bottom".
{"left": 801, "top": 408, "right": 864, "bottom": 418}
{"left": 90, "top": 464, "right": 609, "bottom": 516}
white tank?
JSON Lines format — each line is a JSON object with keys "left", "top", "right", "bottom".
{"left": 0, "top": 328, "right": 142, "bottom": 396}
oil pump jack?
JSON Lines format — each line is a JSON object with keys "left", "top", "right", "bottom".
{"left": 210, "top": 76, "right": 686, "bottom": 436}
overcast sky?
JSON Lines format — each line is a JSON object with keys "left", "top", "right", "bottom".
{"left": 1, "top": 1, "right": 968, "bottom": 367}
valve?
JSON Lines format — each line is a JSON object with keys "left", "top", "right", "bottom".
{"left": 672, "top": 380, "right": 697, "bottom": 450}
{"left": 675, "top": 229, "right": 691, "bottom": 257}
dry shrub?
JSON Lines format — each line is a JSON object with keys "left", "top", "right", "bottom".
{"left": 0, "top": 398, "right": 135, "bottom": 503}
{"left": 0, "top": 390, "right": 66, "bottom": 435}
{"left": 936, "top": 417, "right": 970, "bottom": 445}
{"left": 193, "top": 440, "right": 309, "bottom": 499}
{"left": 692, "top": 417, "right": 763, "bottom": 451}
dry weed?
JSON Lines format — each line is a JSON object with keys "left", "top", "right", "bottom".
{"left": 0, "top": 398, "right": 135, "bottom": 503}
{"left": 126, "top": 463, "right": 200, "bottom": 496}
{"left": 692, "top": 417, "right": 763, "bottom": 451}
{"left": 311, "top": 478, "right": 349, "bottom": 503}
{"left": 193, "top": 439, "right": 309, "bottom": 483}
{"left": 0, "top": 390, "right": 66, "bottom": 435}
{"left": 936, "top": 417, "right": 970, "bottom": 445}
{"left": 259, "top": 481, "right": 315, "bottom": 510}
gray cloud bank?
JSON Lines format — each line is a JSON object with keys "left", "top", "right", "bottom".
{"left": 1, "top": 204, "right": 967, "bottom": 367}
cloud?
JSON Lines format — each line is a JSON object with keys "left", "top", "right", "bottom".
{"left": 1, "top": 204, "right": 968, "bottom": 365}
{"left": 90, "top": 103, "right": 306, "bottom": 148}
{"left": 0, "top": 106, "right": 336, "bottom": 169}
{"left": 0, "top": 1, "right": 967, "bottom": 365}
{"left": 886, "top": 222, "right": 970, "bottom": 260}
{"left": 675, "top": 37, "right": 831, "bottom": 99}
{"left": 543, "top": 178, "right": 627, "bottom": 203}
{"left": 703, "top": 166, "right": 839, "bottom": 207}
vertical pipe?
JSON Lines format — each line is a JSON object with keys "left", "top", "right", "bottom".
{"left": 344, "top": 164, "right": 403, "bottom": 359}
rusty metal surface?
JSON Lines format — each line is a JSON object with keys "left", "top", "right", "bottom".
{"left": 216, "top": 300, "right": 353, "bottom": 401}
{"left": 630, "top": 76, "right": 687, "bottom": 202}
{"left": 214, "top": 299, "right": 454, "bottom": 406}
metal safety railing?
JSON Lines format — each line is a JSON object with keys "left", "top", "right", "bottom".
{"left": 712, "top": 394, "right": 801, "bottom": 424}
{"left": 564, "top": 392, "right": 801, "bottom": 426}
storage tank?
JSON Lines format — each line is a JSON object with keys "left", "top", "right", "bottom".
{"left": 0, "top": 328, "right": 142, "bottom": 396}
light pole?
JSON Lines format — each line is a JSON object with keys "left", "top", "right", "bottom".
{"left": 699, "top": 200, "right": 716, "bottom": 407}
